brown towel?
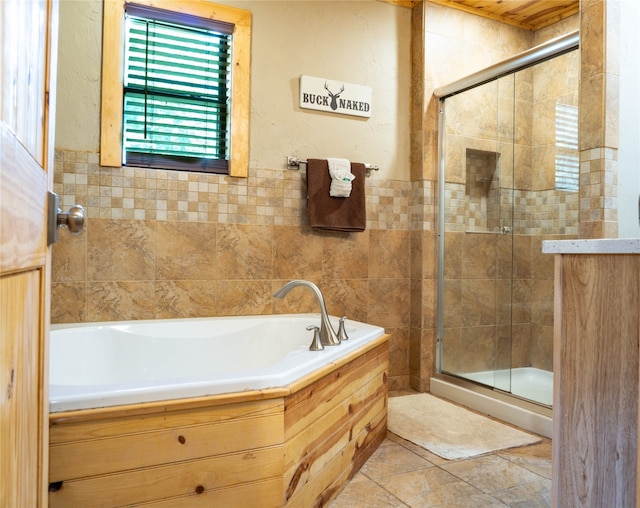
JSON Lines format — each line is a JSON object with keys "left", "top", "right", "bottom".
{"left": 306, "top": 159, "right": 366, "bottom": 232}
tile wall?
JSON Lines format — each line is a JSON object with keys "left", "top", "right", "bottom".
{"left": 51, "top": 150, "right": 414, "bottom": 390}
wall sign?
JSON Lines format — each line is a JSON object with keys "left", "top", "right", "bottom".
{"left": 299, "top": 75, "right": 372, "bottom": 118}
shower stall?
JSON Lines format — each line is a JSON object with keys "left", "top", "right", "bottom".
{"left": 431, "top": 32, "right": 580, "bottom": 437}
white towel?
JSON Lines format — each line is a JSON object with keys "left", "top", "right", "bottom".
{"left": 327, "top": 157, "right": 356, "bottom": 198}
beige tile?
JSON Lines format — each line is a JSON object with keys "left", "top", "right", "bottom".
{"left": 322, "top": 230, "right": 369, "bottom": 280}
{"left": 216, "top": 280, "right": 271, "bottom": 316}
{"left": 329, "top": 473, "right": 407, "bottom": 508}
{"left": 272, "top": 226, "right": 323, "bottom": 280}
{"left": 410, "top": 230, "right": 423, "bottom": 280}
{"left": 368, "top": 278, "right": 410, "bottom": 328}
{"left": 155, "top": 280, "right": 216, "bottom": 318}
{"left": 360, "top": 440, "right": 434, "bottom": 479}
{"left": 87, "top": 219, "right": 155, "bottom": 281}
{"left": 498, "top": 441, "right": 552, "bottom": 479}
{"left": 491, "top": 478, "right": 551, "bottom": 507}
{"left": 462, "top": 233, "right": 497, "bottom": 279}
{"left": 441, "top": 455, "right": 545, "bottom": 495}
{"left": 387, "top": 327, "right": 410, "bottom": 380}
{"left": 322, "top": 279, "right": 369, "bottom": 323}
{"left": 86, "top": 281, "right": 155, "bottom": 321}
{"left": 216, "top": 224, "right": 273, "bottom": 280}
{"left": 51, "top": 228, "right": 86, "bottom": 282}
{"left": 156, "top": 221, "right": 216, "bottom": 280}
{"left": 369, "top": 230, "right": 411, "bottom": 279}
{"left": 376, "top": 467, "right": 507, "bottom": 508}
{"left": 51, "top": 282, "right": 86, "bottom": 323}
{"left": 460, "top": 279, "right": 496, "bottom": 327}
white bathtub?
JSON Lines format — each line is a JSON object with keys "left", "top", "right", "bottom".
{"left": 49, "top": 313, "right": 385, "bottom": 413}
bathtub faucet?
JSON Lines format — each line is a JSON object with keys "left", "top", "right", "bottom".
{"left": 273, "top": 280, "right": 341, "bottom": 346}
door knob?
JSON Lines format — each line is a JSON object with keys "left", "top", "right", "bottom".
{"left": 57, "top": 205, "right": 85, "bottom": 234}
{"left": 47, "top": 191, "right": 85, "bottom": 245}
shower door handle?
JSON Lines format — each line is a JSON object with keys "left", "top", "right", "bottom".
{"left": 500, "top": 226, "right": 511, "bottom": 234}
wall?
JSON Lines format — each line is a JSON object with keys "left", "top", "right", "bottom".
{"left": 55, "top": 0, "right": 411, "bottom": 182}
{"left": 51, "top": 1, "right": 413, "bottom": 390}
{"left": 617, "top": 0, "right": 640, "bottom": 237}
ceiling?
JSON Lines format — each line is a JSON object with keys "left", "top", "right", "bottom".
{"left": 383, "top": 0, "right": 580, "bottom": 31}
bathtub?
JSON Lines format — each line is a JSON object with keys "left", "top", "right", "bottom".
{"left": 49, "top": 313, "right": 385, "bottom": 412}
{"left": 48, "top": 314, "right": 389, "bottom": 507}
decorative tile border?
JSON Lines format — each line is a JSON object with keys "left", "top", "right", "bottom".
{"left": 54, "top": 150, "right": 413, "bottom": 230}
{"left": 55, "top": 149, "right": 582, "bottom": 235}
{"left": 443, "top": 181, "right": 579, "bottom": 235}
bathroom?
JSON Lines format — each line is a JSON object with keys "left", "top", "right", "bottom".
{"left": 2, "top": 0, "right": 640, "bottom": 505}
{"left": 51, "top": 0, "right": 639, "bottom": 414}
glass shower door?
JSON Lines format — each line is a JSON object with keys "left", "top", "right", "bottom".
{"left": 437, "top": 38, "right": 579, "bottom": 409}
{"left": 439, "top": 74, "right": 515, "bottom": 394}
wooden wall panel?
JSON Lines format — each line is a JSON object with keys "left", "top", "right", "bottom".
{"left": 552, "top": 254, "right": 640, "bottom": 507}
{"left": 49, "top": 447, "right": 283, "bottom": 508}
{"left": 0, "top": 271, "right": 42, "bottom": 508}
{"left": 49, "top": 399, "right": 285, "bottom": 507}
{"left": 283, "top": 342, "right": 389, "bottom": 506}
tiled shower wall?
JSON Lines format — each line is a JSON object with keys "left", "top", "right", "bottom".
{"left": 51, "top": 150, "right": 415, "bottom": 390}
{"left": 435, "top": 24, "right": 579, "bottom": 377}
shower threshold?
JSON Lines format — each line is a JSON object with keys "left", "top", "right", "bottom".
{"left": 430, "top": 371, "right": 553, "bottom": 438}
{"left": 463, "top": 367, "right": 553, "bottom": 406}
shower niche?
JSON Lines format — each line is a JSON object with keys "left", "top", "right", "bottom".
{"left": 465, "top": 148, "right": 500, "bottom": 234}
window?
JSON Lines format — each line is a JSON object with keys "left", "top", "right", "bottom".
{"left": 554, "top": 102, "right": 579, "bottom": 191}
{"left": 101, "top": 0, "right": 251, "bottom": 177}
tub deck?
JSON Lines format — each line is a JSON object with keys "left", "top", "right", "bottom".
{"left": 48, "top": 334, "right": 389, "bottom": 507}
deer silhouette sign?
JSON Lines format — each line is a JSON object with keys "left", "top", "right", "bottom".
{"left": 324, "top": 82, "right": 345, "bottom": 111}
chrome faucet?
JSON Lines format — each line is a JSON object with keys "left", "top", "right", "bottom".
{"left": 273, "top": 280, "right": 341, "bottom": 346}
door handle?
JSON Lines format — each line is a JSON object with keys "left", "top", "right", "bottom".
{"left": 47, "top": 191, "right": 85, "bottom": 245}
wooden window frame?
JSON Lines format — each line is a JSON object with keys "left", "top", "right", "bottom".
{"left": 101, "top": 0, "right": 251, "bottom": 177}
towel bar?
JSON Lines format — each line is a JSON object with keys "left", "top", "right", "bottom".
{"left": 286, "top": 156, "right": 379, "bottom": 176}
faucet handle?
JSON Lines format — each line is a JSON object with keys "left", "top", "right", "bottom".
{"left": 337, "top": 316, "right": 349, "bottom": 341}
{"left": 306, "top": 325, "right": 324, "bottom": 351}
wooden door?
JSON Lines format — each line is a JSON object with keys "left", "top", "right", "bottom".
{"left": 0, "top": 0, "right": 58, "bottom": 506}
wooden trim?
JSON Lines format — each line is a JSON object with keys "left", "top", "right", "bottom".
{"left": 41, "top": 1, "right": 59, "bottom": 503}
{"left": 228, "top": 8, "right": 251, "bottom": 178}
{"left": 100, "top": 0, "right": 125, "bottom": 168}
{"left": 50, "top": 386, "right": 290, "bottom": 424}
{"left": 99, "top": 0, "right": 251, "bottom": 177}
{"left": 425, "top": 0, "right": 579, "bottom": 31}
{"left": 378, "top": 0, "right": 417, "bottom": 8}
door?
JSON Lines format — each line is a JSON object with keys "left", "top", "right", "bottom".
{"left": 439, "top": 74, "right": 515, "bottom": 393}
{"left": 1, "top": 0, "right": 58, "bottom": 505}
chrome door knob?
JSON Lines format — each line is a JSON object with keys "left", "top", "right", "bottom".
{"left": 57, "top": 205, "right": 85, "bottom": 234}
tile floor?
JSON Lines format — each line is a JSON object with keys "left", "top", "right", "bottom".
{"left": 329, "top": 400, "right": 552, "bottom": 508}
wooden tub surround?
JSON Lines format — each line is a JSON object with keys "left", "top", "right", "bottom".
{"left": 48, "top": 334, "right": 389, "bottom": 507}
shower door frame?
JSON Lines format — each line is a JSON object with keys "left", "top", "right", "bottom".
{"left": 434, "top": 30, "right": 579, "bottom": 400}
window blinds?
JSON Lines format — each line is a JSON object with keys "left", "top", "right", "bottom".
{"left": 123, "top": 5, "right": 233, "bottom": 172}
{"left": 554, "top": 102, "right": 579, "bottom": 191}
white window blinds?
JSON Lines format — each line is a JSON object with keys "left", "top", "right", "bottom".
{"left": 554, "top": 102, "right": 579, "bottom": 191}
{"left": 123, "top": 4, "right": 233, "bottom": 173}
